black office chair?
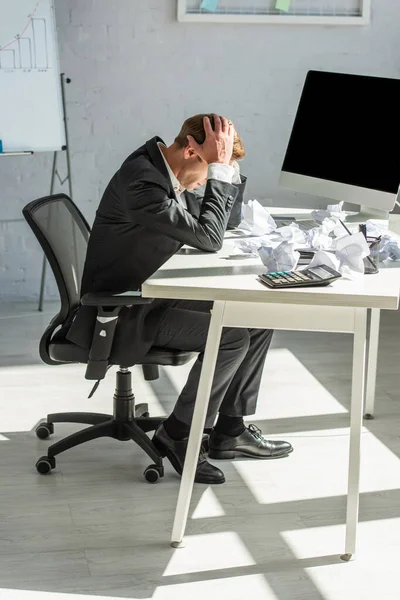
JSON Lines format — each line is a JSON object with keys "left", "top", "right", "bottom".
{"left": 23, "top": 194, "right": 195, "bottom": 483}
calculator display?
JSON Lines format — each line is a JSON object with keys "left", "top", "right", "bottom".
{"left": 307, "top": 266, "right": 333, "bottom": 279}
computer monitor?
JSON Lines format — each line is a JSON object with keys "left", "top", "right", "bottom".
{"left": 279, "top": 70, "right": 400, "bottom": 214}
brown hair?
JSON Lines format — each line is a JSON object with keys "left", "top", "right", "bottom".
{"left": 175, "top": 113, "right": 245, "bottom": 161}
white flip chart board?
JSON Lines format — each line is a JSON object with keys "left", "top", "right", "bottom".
{"left": 0, "top": 0, "right": 65, "bottom": 153}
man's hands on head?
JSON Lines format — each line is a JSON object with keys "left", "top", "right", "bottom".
{"left": 187, "top": 115, "right": 234, "bottom": 166}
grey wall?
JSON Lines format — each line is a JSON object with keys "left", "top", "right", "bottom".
{"left": 1, "top": 0, "right": 399, "bottom": 300}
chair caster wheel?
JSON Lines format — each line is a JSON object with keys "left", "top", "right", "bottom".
{"left": 36, "top": 423, "right": 54, "bottom": 440}
{"left": 144, "top": 464, "right": 163, "bottom": 483}
{"left": 36, "top": 456, "right": 56, "bottom": 475}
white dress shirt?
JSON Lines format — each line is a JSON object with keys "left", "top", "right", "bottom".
{"left": 157, "top": 143, "right": 240, "bottom": 211}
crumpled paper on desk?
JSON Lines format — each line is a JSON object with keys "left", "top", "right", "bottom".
{"left": 258, "top": 241, "right": 300, "bottom": 272}
{"left": 276, "top": 223, "right": 307, "bottom": 245}
{"left": 382, "top": 240, "right": 400, "bottom": 261}
{"left": 231, "top": 200, "right": 373, "bottom": 278}
{"left": 366, "top": 220, "right": 400, "bottom": 262}
{"left": 366, "top": 220, "right": 389, "bottom": 238}
{"left": 302, "top": 216, "right": 345, "bottom": 251}
{"left": 239, "top": 200, "right": 277, "bottom": 236}
{"left": 308, "top": 232, "right": 370, "bottom": 279}
{"left": 309, "top": 250, "right": 341, "bottom": 273}
{"left": 234, "top": 236, "right": 273, "bottom": 255}
{"left": 233, "top": 235, "right": 299, "bottom": 271}
{"left": 335, "top": 232, "right": 370, "bottom": 274}
{"left": 311, "top": 201, "right": 346, "bottom": 224}
{"left": 306, "top": 226, "right": 334, "bottom": 251}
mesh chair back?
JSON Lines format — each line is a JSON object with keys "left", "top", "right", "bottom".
{"left": 23, "top": 194, "right": 90, "bottom": 320}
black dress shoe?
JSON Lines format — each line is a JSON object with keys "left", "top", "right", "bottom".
{"left": 153, "top": 423, "right": 225, "bottom": 484}
{"left": 208, "top": 424, "right": 293, "bottom": 460}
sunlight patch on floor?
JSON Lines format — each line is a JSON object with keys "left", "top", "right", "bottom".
{"left": 282, "top": 518, "right": 400, "bottom": 600}
{"left": 255, "top": 348, "right": 348, "bottom": 420}
{"left": 153, "top": 574, "right": 277, "bottom": 600}
{"left": 234, "top": 429, "right": 400, "bottom": 504}
{"left": 163, "top": 531, "right": 255, "bottom": 576}
{"left": 0, "top": 363, "right": 166, "bottom": 432}
{"left": 191, "top": 487, "right": 226, "bottom": 519}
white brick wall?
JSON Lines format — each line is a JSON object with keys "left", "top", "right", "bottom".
{"left": 1, "top": 0, "right": 399, "bottom": 300}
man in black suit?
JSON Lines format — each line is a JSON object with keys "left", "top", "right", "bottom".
{"left": 68, "top": 114, "right": 293, "bottom": 485}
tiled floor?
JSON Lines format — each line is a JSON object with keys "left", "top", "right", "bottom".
{"left": 1, "top": 301, "right": 400, "bottom": 600}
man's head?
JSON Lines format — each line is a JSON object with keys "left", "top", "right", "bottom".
{"left": 162, "top": 114, "right": 245, "bottom": 191}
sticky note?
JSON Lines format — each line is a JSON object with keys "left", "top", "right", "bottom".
{"left": 275, "top": 0, "right": 291, "bottom": 11}
{"left": 200, "top": 0, "right": 219, "bottom": 12}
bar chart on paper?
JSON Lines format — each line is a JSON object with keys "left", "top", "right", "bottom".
{"left": 0, "top": 3, "right": 50, "bottom": 71}
{"left": 186, "top": 0, "right": 364, "bottom": 16}
{"left": 179, "top": 0, "right": 370, "bottom": 23}
{"left": 0, "top": 0, "right": 65, "bottom": 151}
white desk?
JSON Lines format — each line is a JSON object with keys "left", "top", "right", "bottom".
{"left": 142, "top": 233, "right": 400, "bottom": 561}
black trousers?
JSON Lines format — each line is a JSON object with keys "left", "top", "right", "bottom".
{"left": 153, "top": 300, "right": 273, "bottom": 428}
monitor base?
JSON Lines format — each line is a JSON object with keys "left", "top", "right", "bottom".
{"left": 388, "top": 213, "right": 400, "bottom": 236}
{"left": 345, "top": 206, "right": 389, "bottom": 224}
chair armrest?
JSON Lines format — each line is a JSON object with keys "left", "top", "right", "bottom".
{"left": 81, "top": 291, "right": 153, "bottom": 306}
{"left": 83, "top": 291, "right": 152, "bottom": 380}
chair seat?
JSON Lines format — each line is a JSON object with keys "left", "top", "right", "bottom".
{"left": 48, "top": 338, "right": 195, "bottom": 367}
{"left": 141, "top": 347, "right": 195, "bottom": 366}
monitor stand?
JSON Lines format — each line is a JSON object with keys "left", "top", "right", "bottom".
{"left": 389, "top": 212, "right": 400, "bottom": 235}
{"left": 345, "top": 205, "right": 389, "bottom": 225}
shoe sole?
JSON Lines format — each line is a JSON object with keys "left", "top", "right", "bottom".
{"left": 153, "top": 437, "right": 225, "bottom": 484}
{"left": 208, "top": 446, "right": 294, "bottom": 460}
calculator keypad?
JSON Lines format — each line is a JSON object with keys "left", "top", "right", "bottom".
{"left": 266, "top": 271, "right": 313, "bottom": 286}
{"left": 259, "top": 267, "right": 340, "bottom": 290}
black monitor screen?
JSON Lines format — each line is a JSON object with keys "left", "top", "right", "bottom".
{"left": 282, "top": 71, "right": 400, "bottom": 195}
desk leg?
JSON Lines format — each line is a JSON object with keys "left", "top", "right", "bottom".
{"left": 364, "top": 309, "right": 380, "bottom": 420}
{"left": 171, "top": 301, "right": 226, "bottom": 548}
{"left": 341, "top": 308, "right": 367, "bottom": 562}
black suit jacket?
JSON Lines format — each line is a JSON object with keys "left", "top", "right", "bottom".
{"left": 67, "top": 136, "right": 240, "bottom": 365}
{"left": 185, "top": 175, "right": 247, "bottom": 229}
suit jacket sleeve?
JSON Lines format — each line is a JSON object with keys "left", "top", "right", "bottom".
{"left": 123, "top": 167, "right": 239, "bottom": 252}
{"left": 227, "top": 175, "right": 247, "bottom": 229}
{"left": 185, "top": 175, "right": 247, "bottom": 229}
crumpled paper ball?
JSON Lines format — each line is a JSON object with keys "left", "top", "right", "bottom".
{"left": 258, "top": 241, "right": 300, "bottom": 272}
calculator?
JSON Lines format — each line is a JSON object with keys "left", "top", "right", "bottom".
{"left": 258, "top": 264, "right": 342, "bottom": 289}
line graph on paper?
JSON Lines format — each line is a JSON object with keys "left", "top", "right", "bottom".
{"left": 0, "top": 1, "right": 51, "bottom": 71}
